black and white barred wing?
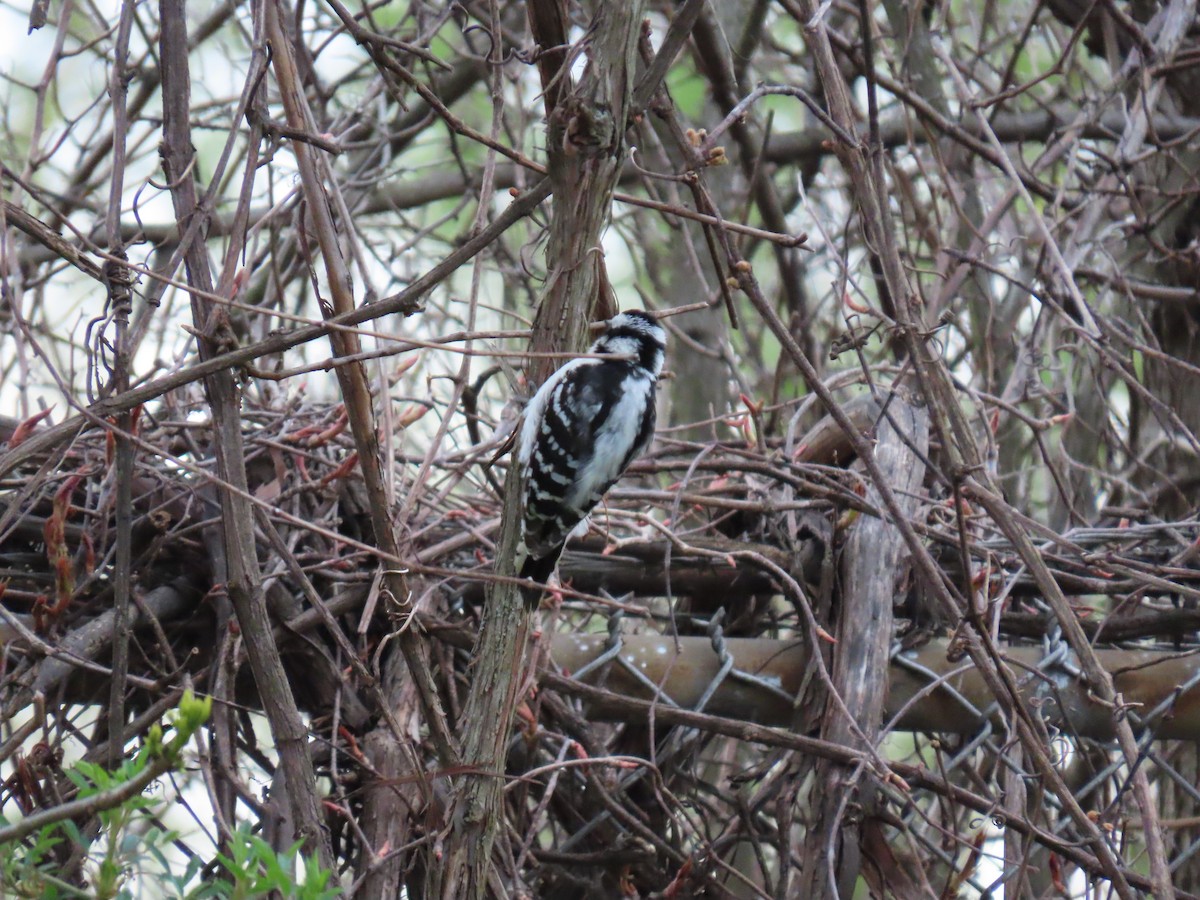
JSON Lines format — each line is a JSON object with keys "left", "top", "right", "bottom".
{"left": 517, "top": 361, "right": 656, "bottom": 578}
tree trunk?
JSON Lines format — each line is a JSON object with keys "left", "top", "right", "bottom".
{"left": 797, "top": 399, "right": 928, "bottom": 897}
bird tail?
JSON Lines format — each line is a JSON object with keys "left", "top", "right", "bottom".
{"left": 519, "top": 545, "right": 563, "bottom": 609}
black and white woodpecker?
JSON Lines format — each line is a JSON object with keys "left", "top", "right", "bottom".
{"left": 515, "top": 310, "right": 667, "bottom": 606}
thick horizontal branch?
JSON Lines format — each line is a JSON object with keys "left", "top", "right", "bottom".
{"left": 550, "top": 633, "right": 1200, "bottom": 741}
{"left": 449, "top": 537, "right": 806, "bottom": 604}
{"left": 766, "top": 107, "right": 1200, "bottom": 165}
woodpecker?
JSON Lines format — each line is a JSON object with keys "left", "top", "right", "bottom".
{"left": 516, "top": 310, "right": 667, "bottom": 606}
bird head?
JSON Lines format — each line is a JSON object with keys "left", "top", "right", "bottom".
{"left": 590, "top": 310, "right": 666, "bottom": 376}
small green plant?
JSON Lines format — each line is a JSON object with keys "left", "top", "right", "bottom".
{"left": 208, "top": 823, "right": 339, "bottom": 900}
{"left": 0, "top": 814, "right": 72, "bottom": 898}
{"left": 0, "top": 692, "right": 336, "bottom": 898}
